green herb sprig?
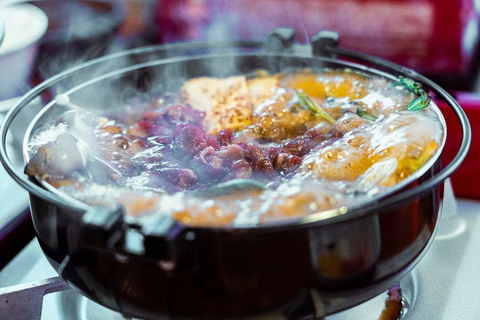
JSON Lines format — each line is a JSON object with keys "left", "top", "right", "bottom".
{"left": 394, "top": 76, "right": 431, "bottom": 111}
{"left": 297, "top": 91, "right": 336, "bottom": 124}
{"left": 194, "top": 179, "right": 266, "bottom": 197}
{"left": 356, "top": 109, "right": 377, "bottom": 121}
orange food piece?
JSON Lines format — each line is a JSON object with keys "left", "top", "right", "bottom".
{"left": 118, "top": 195, "right": 160, "bottom": 217}
{"left": 248, "top": 88, "right": 321, "bottom": 141}
{"left": 261, "top": 191, "right": 333, "bottom": 222}
{"left": 285, "top": 71, "right": 368, "bottom": 100}
{"left": 173, "top": 205, "right": 236, "bottom": 227}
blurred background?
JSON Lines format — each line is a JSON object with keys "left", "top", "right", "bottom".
{"left": 2, "top": 0, "right": 480, "bottom": 93}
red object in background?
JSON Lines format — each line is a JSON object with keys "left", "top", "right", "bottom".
{"left": 438, "top": 94, "right": 478, "bottom": 198}
{"left": 156, "top": 0, "right": 479, "bottom": 88}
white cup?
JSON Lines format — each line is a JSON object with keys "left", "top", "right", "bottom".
{"left": 0, "top": 4, "right": 48, "bottom": 100}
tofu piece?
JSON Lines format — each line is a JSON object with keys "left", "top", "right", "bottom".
{"left": 181, "top": 75, "right": 280, "bottom": 135}
{"left": 247, "top": 76, "right": 280, "bottom": 107}
{"left": 181, "top": 76, "right": 253, "bottom": 135}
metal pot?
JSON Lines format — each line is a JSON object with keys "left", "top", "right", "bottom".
{"left": 0, "top": 29, "right": 471, "bottom": 319}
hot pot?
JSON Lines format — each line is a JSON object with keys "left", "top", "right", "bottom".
{"left": 0, "top": 29, "right": 471, "bottom": 319}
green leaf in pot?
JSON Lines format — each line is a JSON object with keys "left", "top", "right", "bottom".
{"left": 406, "top": 91, "right": 431, "bottom": 111}
{"left": 394, "top": 76, "right": 431, "bottom": 111}
{"left": 297, "top": 91, "right": 336, "bottom": 124}
{"left": 356, "top": 109, "right": 377, "bottom": 121}
{"left": 194, "top": 179, "right": 266, "bottom": 197}
{"left": 394, "top": 76, "right": 422, "bottom": 95}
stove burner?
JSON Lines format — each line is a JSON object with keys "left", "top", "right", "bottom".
{"left": 0, "top": 272, "right": 417, "bottom": 320}
{"left": 0, "top": 277, "right": 69, "bottom": 320}
{"left": 330, "top": 272, "right": 417, "bottom": 320}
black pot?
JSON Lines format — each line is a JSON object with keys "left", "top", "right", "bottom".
{"left": 0, "top": 29, "right": 471, "bottom": 319}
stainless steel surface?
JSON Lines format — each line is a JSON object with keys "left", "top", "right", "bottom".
{"left": 44, "top": 274, "right": 417, "bottom": 320}
{"left": 1, "top": 182, "right": 479, "bottom": 319}
{"left": 0, "top": 277, "right": 69, "bottom": 320}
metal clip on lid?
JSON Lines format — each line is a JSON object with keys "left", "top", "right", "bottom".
{"left": 264, "top": 27, "right": 296, "bottom": 51}
{"left": 312, "top": 31, "right": 340, "bottom": 58}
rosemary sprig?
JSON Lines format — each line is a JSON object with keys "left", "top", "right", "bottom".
{"left": 406, "top": 97, "right": 425, "bottom": 111}
{"left": 406, "top": 89, "right": 431, "bottom": 111}
{"left": 356, "top": 109, "right": 377, "bottom": 121}
{"left": 394, "top": 76, "right": 422, "bottom": 95}
{"left": 394, "top": 76, "right": 431, "bottom": 111}
{"left": 297, "top": 91, "right": 335, "bottom": 124}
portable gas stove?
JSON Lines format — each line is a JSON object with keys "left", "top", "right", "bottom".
{"left": 0, "top": 173, "right": 478, "bottom": 319}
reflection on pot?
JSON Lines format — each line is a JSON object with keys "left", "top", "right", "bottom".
{"left": 310, "top": 214, "right": 381, "bottom": 287}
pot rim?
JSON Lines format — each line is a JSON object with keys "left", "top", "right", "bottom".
{"left": 0, "top": 39, "right": 471, "bottom": 232}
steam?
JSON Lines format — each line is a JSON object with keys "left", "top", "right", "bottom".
{"left": 24, "top": 4, "right": 335, "bottom": 221}
{"left": 36, "top": 0, "right": 123, "bottom": 79}
{"left": 297, "top": 18, "right": 310, "bottom": 45}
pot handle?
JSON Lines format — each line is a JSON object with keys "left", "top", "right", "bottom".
{"left": 78, "top": 206, "right": 194, "bottom": 268}
{"left": 264, "top": 27, "right": 296, "bottom": 51}
{"left": 311, "top": 31, "right": 472, "bottom": 209}
{"left": 141, "top": 214, "right": 185, "bottom": 259}
{"left": 80, "top": 205, "right": 125, "bottom": 249}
